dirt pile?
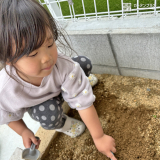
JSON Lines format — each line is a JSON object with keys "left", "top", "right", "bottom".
{"left": 43, "top": 74, "right": 160, "bottom": 160}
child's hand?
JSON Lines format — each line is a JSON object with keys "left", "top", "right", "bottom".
{"left": 21, "top": 129, "right": 41, "bottom": 149}
{"left": 93, "top": 134, "right": 117, "bottom": 160}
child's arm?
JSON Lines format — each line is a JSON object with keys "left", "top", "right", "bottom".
{"left": 8, "top": 119, "right": 40, "bottom": 149}
{"left": 78, "top": 105, "right": 117, "bottom": 160}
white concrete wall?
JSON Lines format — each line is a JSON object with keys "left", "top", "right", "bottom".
{"left": 0, "top": 113, "right": 40, "bottom": 160}
{"left": 63, "top": 14, "right": 160, "bottom": 80}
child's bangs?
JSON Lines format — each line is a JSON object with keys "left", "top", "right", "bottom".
{"left": 11, "top": 0, "right": 58, "bottom": 61}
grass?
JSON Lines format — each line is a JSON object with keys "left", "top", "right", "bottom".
{"left": 60, "top": 0, "right": 160, "bottom": 17}
{"left": 38, "top": 0, "right": 160, "bottom": 18}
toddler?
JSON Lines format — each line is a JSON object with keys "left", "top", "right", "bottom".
{"left": 0, "top": 0, "right": 116, "bottom": 159}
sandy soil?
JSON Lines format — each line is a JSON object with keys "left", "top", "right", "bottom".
{"left": 43, "top": 74, "right": 160, "bottom": 160}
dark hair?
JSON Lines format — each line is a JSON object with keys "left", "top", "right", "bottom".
{"left": 0, "top": 0, "right": 74, "bottom": 81}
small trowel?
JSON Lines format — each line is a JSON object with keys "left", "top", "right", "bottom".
{"left": 22, "top": 136, "right": 40, "bottom": 160}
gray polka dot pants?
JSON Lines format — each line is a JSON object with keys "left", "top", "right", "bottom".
{"left": 71, "top": 55, "right": 92, "bottom": 76}
{"left": 28, "top": 56, "right": 92, "bottom": 130}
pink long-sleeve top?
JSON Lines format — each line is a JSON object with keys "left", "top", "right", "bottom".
{"left": 0, "top": 54, "right": 95, "bottom": 125}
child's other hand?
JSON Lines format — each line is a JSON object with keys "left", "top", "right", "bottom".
{"left": 21, "top": 129, "right": 41, "bottom": 149}
{"left": 93, "top": 134, "right": 117, "bottom": 160}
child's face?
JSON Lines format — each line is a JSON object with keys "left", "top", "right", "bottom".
{"left": 12, "top": 32, "right": 58, "bottom": 85}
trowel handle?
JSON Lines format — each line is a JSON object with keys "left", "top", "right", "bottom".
{"left": 30, "top": 136, "right": 40, "bottom": 151}
{"left": 35, "top": 136, "right": 40, "bottom": 141}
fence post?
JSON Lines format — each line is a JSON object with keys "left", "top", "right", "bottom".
{"left": 45, "top": 0, "right": 62, "bottom": 19}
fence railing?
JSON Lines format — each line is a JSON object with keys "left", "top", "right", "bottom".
{"left": 39, "top": 0, "right": 160, "bottom": 21}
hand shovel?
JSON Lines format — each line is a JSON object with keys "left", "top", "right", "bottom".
{"left": 22, "top": 136, "right": 40, "bottom": 160}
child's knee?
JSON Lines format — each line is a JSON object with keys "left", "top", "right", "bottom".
{"left": 72, "top": 56, "right": 92, "bottom": 76}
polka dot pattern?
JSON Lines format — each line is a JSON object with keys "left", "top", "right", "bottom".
{"left": 28, "top": 94, "right": 65, "bottom": 130}
{"left": 81, "top": 57, "right": 86, "bottom": 62}
{"left": 42, "top": 116, "right": 47, "bottom": 120}
{"left": 49, "top": 104, "right": 55, "bottom": 111}
{"left": 39, "top": 105, "right": 45, "bottom": 111}
{"left": 55, "top": 122, "right": 59, "bottom": 126}
{"left": 34, "top": 109, "right": 36, "bottom": 113}
{"left": 51, "top": 116, "right": 55, "bottom": 121}
{"left": 71, "top": 56, "right": 92, "bottom": 77}
{"left": 87, "top": 64, "right": 91, "bottom": 69}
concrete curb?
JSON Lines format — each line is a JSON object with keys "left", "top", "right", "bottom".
{"left": 63, "top": 15, "right": 160, "bottom": 81}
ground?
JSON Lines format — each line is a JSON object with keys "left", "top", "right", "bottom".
{"left": 43, "top": 74, "right": 160, "bottom": 160}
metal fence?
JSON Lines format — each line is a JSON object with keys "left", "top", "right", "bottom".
{"left": 39, "top": 0, "right": 160, "bottom": 21}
